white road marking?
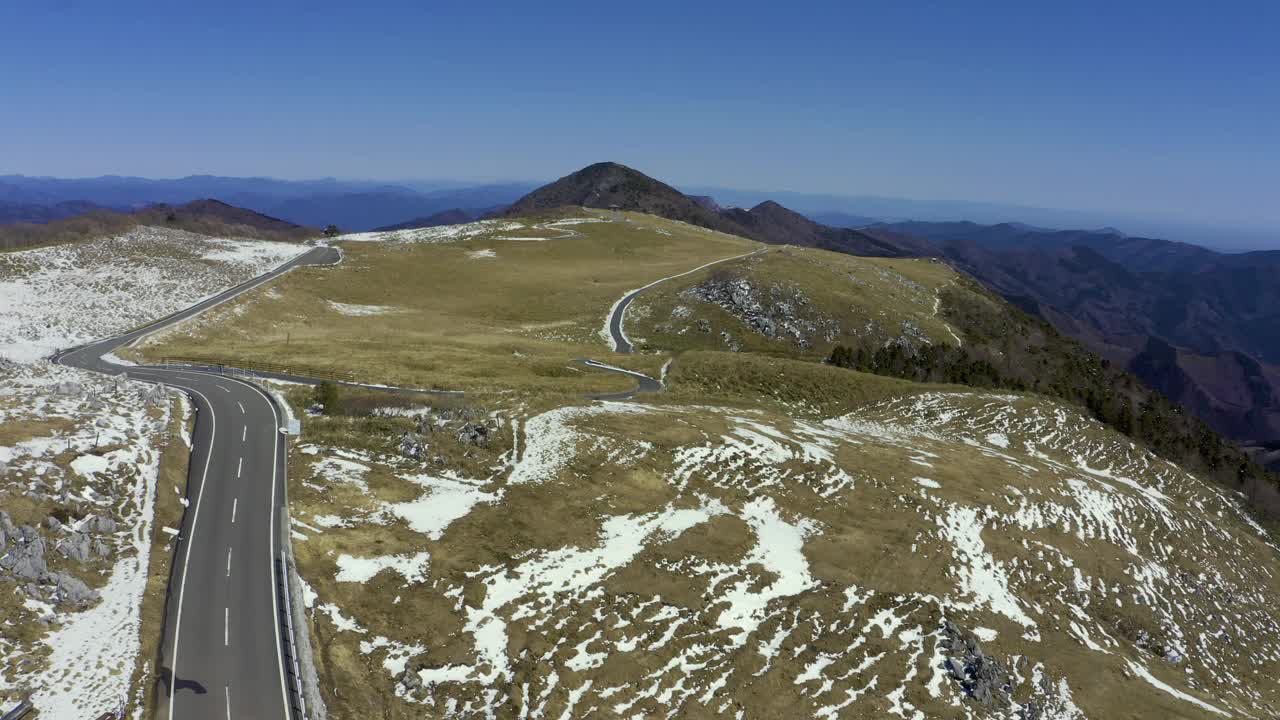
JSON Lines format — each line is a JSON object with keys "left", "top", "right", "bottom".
{"left": 168, "top": 389, "right": 217, "bottom": 720}
{"left": 217, "top": 384, "right": 231, "bottom": 393}
{"left": 225, "top": 686, "right": 231, "bottom": 720}
{"left": 231, "top": 377, "right": 293, "bottom": 717}
{"left": 237, "top": 457, "right": 243, "bottom": 478}
{"left": 231, "top": 498, "right": 238, "bottom": 524}
{"left": 226, "top": 546, "right": 232, "bottom": 577}
{"left": 237, "top": 401, "right": 245, "bottom": 413}
{"left": 242, "top": 426, "right": 247, "bottom": 442}
{"left": 224, "top": 607, "right": 229, "bottom": 646}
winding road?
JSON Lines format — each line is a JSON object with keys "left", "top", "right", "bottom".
{"left": 54, "top": 246, "right": 339, "bottom": 720}
{"left": 42, "top": 233, "right": 751, "bottom": 717}
{"left": 606, "top": 247, "right": 765, "bottom": 353}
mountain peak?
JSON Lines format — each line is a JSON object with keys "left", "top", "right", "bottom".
{"left": 503, "top": 162, "right": 926, "bottom": 258}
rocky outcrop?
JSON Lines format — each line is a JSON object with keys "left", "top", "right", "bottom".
{"left": 1, "top": 529, "right": 49, "bottom": 580}
{"left": 0, "top": 511, "right": 103, "bottom": 607}
{"left": 686, "top": 275, "right": 840, "bottom": 349}
{"left": 456, "top": 423, "right": 490, "bottom": 447}
{"left": 399, "top": 432, "right": 428, "bottom": 460}
{"left": 939, "top": 621, "right": 1077, "bottom": 719}
{"left": 941, "top": 621, "right": 1013, "bottom": 709}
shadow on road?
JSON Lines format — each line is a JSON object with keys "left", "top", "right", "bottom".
{"left": 158, "top": 666, "right": 208, "bottom": 696}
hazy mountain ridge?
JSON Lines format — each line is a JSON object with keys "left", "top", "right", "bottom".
{"left": 884, "top": 220, "right": 1280, "bottom": 465}
{"left": 0, "top": 174, "right": 536, "bottom": 232}
{"left": 372, "top": 208, "right": 478, "bottom": 232}
{"left": 0, "top": 198, "right": 317, "bottom": 250}
{"left": 502, "top": 162, "right": 922, "bottom": 257}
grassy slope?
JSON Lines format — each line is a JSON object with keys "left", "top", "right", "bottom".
{"left": 136, "top": 211, "right": 756, "bottom": 396}
{"left": 284, "top": 371, "right": 1280, "bottom": 719}
{"left": 627, "top": 244, "right": 964, "bottom": 357}
{"left": 128, "top": 211, "right": 1280, "bottom": 717}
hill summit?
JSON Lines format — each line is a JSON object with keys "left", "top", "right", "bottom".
{"left": 503, "top": 161, "right": 927, "bottom": 257}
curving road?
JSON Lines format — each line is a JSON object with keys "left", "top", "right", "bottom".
{"left": 607, "top": 247, "right": 765, "bottom": 353}
{"left": 54, "top": 246, "right": 339, "bottom": 720}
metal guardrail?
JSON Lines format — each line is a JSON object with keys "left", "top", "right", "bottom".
{"left": 159, "top": 356, "right": 356, "bottom": 384}
{"left": 275, "top": 547, "right": 308, "bottom": 720}
{"left": 0, "top": 700, "right": 32, "bottom": 720}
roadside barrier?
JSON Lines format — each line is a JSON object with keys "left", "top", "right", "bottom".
{"left": 158, "top": 356, "right": 356, "bottom": 384}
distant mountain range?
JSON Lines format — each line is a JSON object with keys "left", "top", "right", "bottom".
{"left": 863, "top": 220, "right": 1280, "bottom": 465}
{"left": 501, "top": 162, "right": 922, "bottom": 257}
{"left": 373, "top": 208, "right": 479, "bottom": 232}
{"left": 0, "top": 174, "right": 537, "bottom": 232}
{"left": 6, "top": 164, "right": 1279, "bottom": 467}
{"left": 501, "top": 162, "right": 1280, "bottom": 469}
{"left": 0, "top": 198, "right": 316, "bottom": 250}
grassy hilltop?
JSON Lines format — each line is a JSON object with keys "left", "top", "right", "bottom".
{"left": 125, "top": 210, "right": 1280, "bottom": 719}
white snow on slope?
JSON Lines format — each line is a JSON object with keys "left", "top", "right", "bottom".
{"left": 336, "top": 552, "right": 431, "bottom": 585}
{"left": 328, "top": 301, "right": 397, "bottom": 316}
{"left": 0, "top": 226, "right": 305, "bottom": 362}
{"left": 300, "top": 391, "right": 1280, "bottom": 718}
{"left": 337, "top": 220, "right": 525, "bottom": 244}
{"left": 0, "top": 362, "right": 172, "bottom": 716}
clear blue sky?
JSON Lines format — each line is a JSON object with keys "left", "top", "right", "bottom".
{"left": 1, "top": 0, "right": 1276, "bottom": 231}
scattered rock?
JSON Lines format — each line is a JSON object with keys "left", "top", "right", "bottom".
{"left": 399, "top": 668, "right": 423, "bottom": 692}
{"left": 58, "top": 532, "right": 93, "bottom": 563}
{"left": 940, "top": 621, "right": 1012, "bottom": 708}
{"left": 144, "top": 383, "right": 169, "bottom": 407}
{"left": 50, "top": 571, "right": 98, "bottom": 607}
{"left": 86, "top": 514, "right": 117, "bottom": 533}
{"left": 1, "top": 533, "right": 49, "bottom": 580}
{"left": 456, "top": 423, "right": 490, "bottom": 446}
{"left": 399, "top": 432, "right": 428, "bottom": 460}
{"left": 687, "top": 275, "right": 840, "bottom": 348}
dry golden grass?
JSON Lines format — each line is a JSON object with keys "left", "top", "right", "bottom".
{"left": 123, "top": 397, "right": 191, "bottom": 719}
{"left": 135, "top": 212, "right": 754, "bottom": 397}
{"left": 629, "top": 244, "right": 966, "bottom": 358}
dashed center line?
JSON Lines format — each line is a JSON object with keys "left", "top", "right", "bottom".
{"left": 224, "top": 607, "right": 229, "bottom": 646}
{"left": 226, "top": 547, "right": 232, "bottom": 577}
{"left": 237, "top": 457, "right": 243, "bottom": 478}
{"left": 225, "top": 686, "right": 231, "bottom": 720}
{"left": 242, "top": 426, "right": 247, "bottom": 442}
{"left": 237, "top": 401, "right": 245, "bottom": 413}
{"left": 216, "top": 384, "right": 231, "bottom": 393}
{"left": 231, "top": 497, "right": 238, "bottom": 524}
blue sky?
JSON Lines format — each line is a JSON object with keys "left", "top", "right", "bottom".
{"left": 1, "top": 0, "right": 1277, "bottom": 232}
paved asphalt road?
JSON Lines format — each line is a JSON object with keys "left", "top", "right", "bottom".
{"left": 607, "top": 247, "right": 764, "bottom": 353}
{"left": 55, "top": 246, "right": 338, "bottom": 720}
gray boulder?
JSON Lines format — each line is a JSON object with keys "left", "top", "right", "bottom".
{"left": 87, "top": 514, "right": 117, "bottom": 533}
{"left": 58, "top": 532, "right": 93, "bottom": 563}
{"left": 456, "top": 423, "right": 490, "bottom": 446}
{"left": 399, "top": 668, "right": 423, "bottom": 692}
{"left": 144, "top": 383, "right": 169, "bottom": 407}
{"left": 398, "top": 432, "right": 428, "bottom": 460}
{"left": 1, "top": 535, "right": 49, "bottom": 580}
{"left": 51, "top": 571, "right": 98, "bottom": 607}
{"left": 94, "top": 537, "right": 113, "bottom": 558}
{"left": 940, "top": 621, "right": 1011, "bottom": 709}
{"left": 45, "top": 515, "right": 62, "bottom": 531}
